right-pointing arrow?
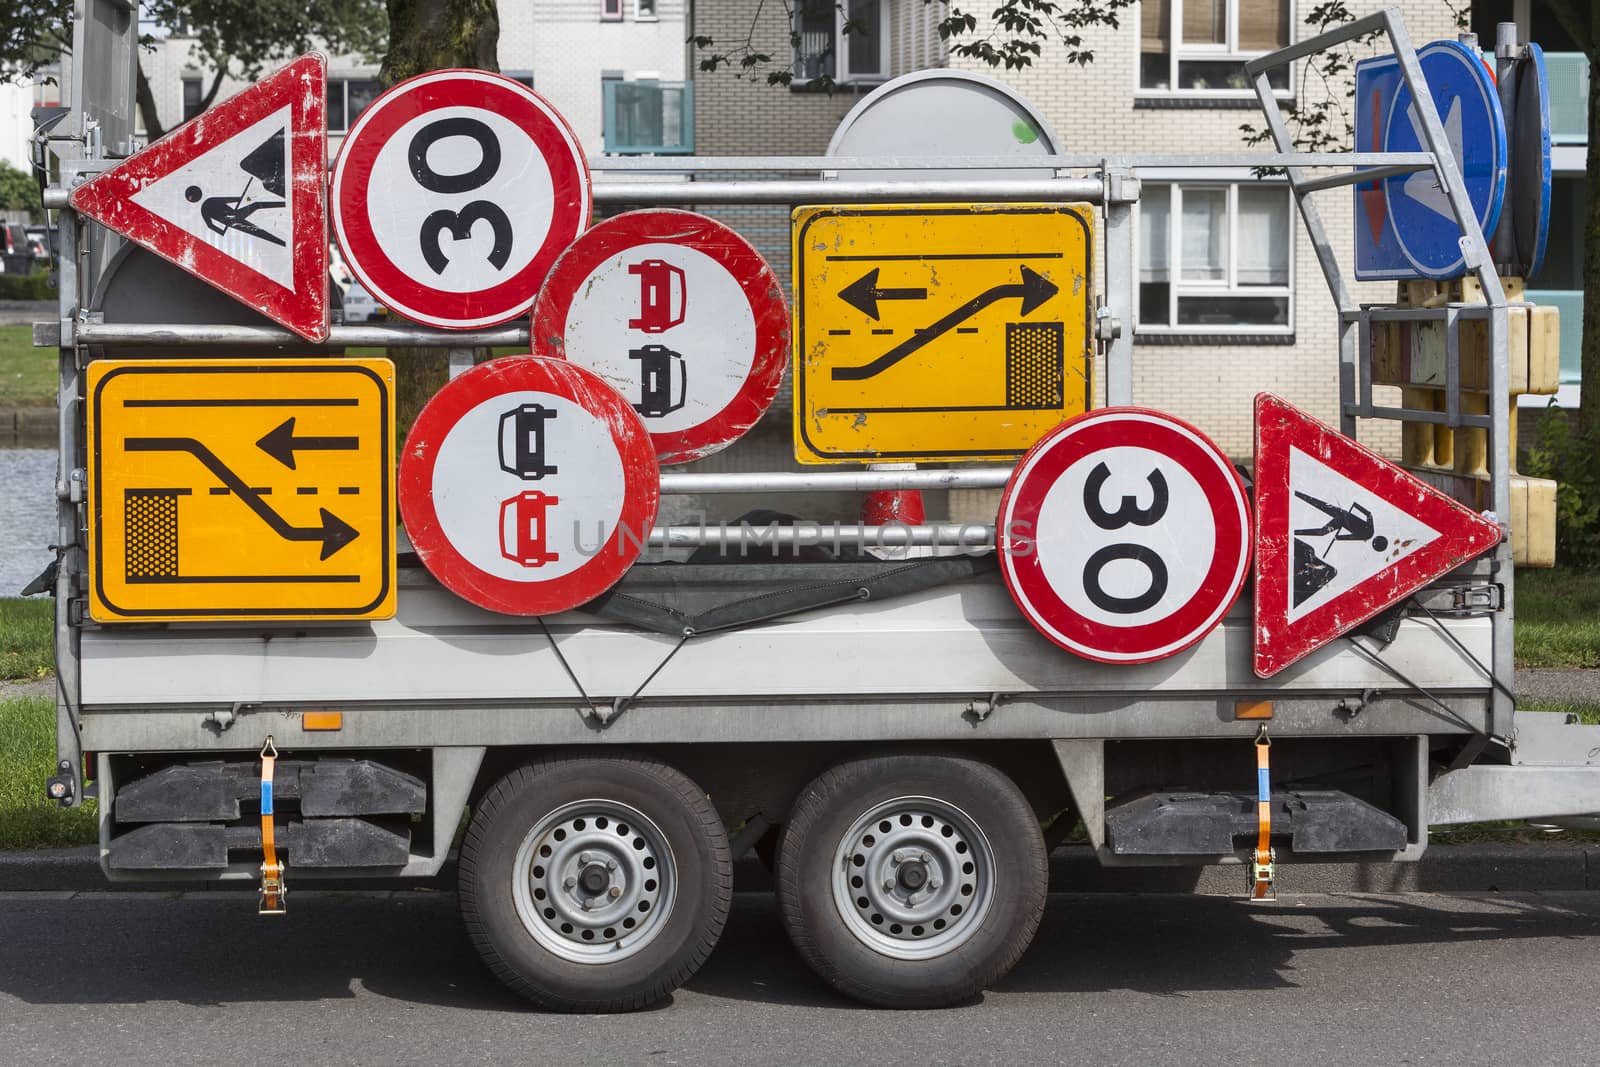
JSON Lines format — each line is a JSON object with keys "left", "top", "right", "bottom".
{"left": 838, "top": 267, "right": 928, "bottom": 320}
{"left": 124, "top": 436, "right": 361, "bottom": 559}
{"left": 314, "top": 507, "right": 360, "bottom": 560}
{"left": 831, "top": 265, "right": 1059, "bottom": 382}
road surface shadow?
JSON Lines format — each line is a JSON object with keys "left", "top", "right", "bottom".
{"left": 2, "top": 889, "right": 1598, "bottom": 1011}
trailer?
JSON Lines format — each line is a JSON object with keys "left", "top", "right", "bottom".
{"left": 29, "top": 4, "right": 1600, "bottom": 1012}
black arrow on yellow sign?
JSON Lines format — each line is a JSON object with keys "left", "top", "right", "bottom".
{"left": 124, "top": 437, "right": 360, "bottom": 560}
{"left": 256, "top": 417, "right": 359, "bottom": 470}
{"left": 838, "top": 268, "right": 927, "bottom": 320}
{"left": 831, "top": 265, "right": 1058, "bottom": 382}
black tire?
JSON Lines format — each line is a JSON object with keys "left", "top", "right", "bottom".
{"left": 458, "top": 756, "right": 732, "bottom": 1012}
{"left": 776, "top": 753, "right": 1047, "bottom": 1008}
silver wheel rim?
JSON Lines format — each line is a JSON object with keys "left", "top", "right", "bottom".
{"left": 831, "top": 795, "right": 996, "bottom": 961}
{"left": 511, "top": 799, "right": 677, "bottom": 964}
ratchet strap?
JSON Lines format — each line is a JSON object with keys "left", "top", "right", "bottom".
{"left": 1249, "top": 725, "right": 1276, "bottom": 902}
{"left": 259, "top": 736, "right": 286, "bottom": 916}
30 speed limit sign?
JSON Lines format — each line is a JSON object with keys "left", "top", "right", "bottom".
{"left": 998, "top": 408, "right": 1251, "bottom": 664}
{"left": 332, "top": 69, "right": 591, "bottom": 329}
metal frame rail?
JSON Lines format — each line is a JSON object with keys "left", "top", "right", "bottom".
{"left": 1244, "top": 7, "right": 1515, "bottom": 740}
{"left": 36, "top": 5, "right": 1506, "bottom": 806}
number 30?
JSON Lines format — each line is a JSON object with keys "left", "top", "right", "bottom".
{"left": 408, "top": 117, "right": 513, "bottom": 275}
{"left": 1081, "top": 462, "right": 1169, "bottom": 615}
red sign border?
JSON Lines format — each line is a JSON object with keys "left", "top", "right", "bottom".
{"left": 69, "top": 54, "right": 329, "bottom": 342}
{"left": 998, "top": 407, "right": 1252, "bottom": 664}
{"left": 529, "top": 209, "right": 790, "bottom": 465}
{"left": 331, "top": 69, "right": 592, "bottom": 330}
{"left": 1252, "top": 392, "right": 1504, "bottom": 677}
{"left": 398, "top": 356, "right": 660, "bottom": 616}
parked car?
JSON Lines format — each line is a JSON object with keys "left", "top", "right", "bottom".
{"left": 25, "top": 225, "right": 53, "bottom": 262}
{"left": 0, "top": 224, "right": 34, "bottom": 275}
{"left": 337, "top": 275, "right": 386, "bottom": 323}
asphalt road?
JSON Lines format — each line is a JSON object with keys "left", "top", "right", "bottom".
{"left": 4, "top": 890, "right": 1600, "bottom": 1066}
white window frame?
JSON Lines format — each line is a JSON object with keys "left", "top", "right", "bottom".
{"left": 327, "top": 77, "right": 382, "bottom": 135}
{"left": 1135, "top": 174, "right": 1295, "bottom": 337}
{"left": 1136, "top": 0, "right": 1295, "bottom": 99}
{"left": 634, "top": 0, "right": 657, "bottom": 20}
{"left": 794, "top": 0, "right": 890, "bottom": 86}
{"left": 600, "top": 0, "right": 623, "bottom": 22}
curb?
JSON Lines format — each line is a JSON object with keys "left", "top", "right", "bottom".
{"left": 1, "top": 844, "right": 1592, "bottom": 895}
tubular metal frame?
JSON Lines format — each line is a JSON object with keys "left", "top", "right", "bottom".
{"left": 1244, "top": 7, "right": 1515, "bottom": 739}
{"left": 39, "top": 5, "right": 1516, "bottom": 805}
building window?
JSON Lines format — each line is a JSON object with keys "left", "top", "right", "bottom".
{"left": 603, "top": 77, "right": 693, "bottom": 154}
{"left": 181, "top": 77, "right": 203, "bottom": 122}
{"left": 327, "top": 78, "right": 382, "bottom": 133}
{"left": 1138, "top": 181, "right": 1292, "bottom": 333}
{"left": 635, "top": 0, "right": 657, "bottom": 19}
{"left": 1140, "top": 0, "right": 1291, "bottom": 94}
{"left": 793, "top": 0, "right": 888, "bottom": 85}
{"left": 601, "top": 0, "right": 623, "bottom": 21}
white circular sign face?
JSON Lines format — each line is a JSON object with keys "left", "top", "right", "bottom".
{"left": 998, "top": 408, "right": 1251, "bottom": 664}
{"left": 532, "top": 210, "right": 790, "bottom": 465}
{"left": 399, "top": 356, "right": 659, "bottom": 616}
{"left": 332, "top": 70, "right": 591, "bottom": 329}
{"left": 365, "top": 106, "right": 557, "bottom": 295}
{"left": 556, "top": 243, "right": 756, "bottom": 436}
{"left": 430, "top": 390, "right": 626, "bottom": 583}
{"left": 1032, "top": 445, "right": 1218, "bottom": 630}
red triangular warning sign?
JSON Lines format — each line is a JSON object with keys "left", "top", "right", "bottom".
{"left": 71, "top": 55, "right": 329, "bottom": 342}
{"left": 1252, "top": 393, "right": 1502, "bottom": 677}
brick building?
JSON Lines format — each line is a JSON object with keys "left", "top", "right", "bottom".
{"left": 688, "top": 0, "right": 1475, "bottom": 480}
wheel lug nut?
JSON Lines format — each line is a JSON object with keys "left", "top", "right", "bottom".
{"left": 883, "top": 879, "right": 896, "bottom": 892}
{"left": 919, "top": 852, "right": 931, "bottom": 864}
{"left": 930, "top": 878, "right": 942, "bottom": 890}
{"left": 608, "top": 886, "right": 622, "bottom": 899}
{"left": 891, "top": 850, "right": 906, "bottom": 864}
{"left": 579, "top": 852, "right": 593, "bottom": 865}
{"left": 563, "top": 876, "right": 576, "bottom": 889}
{"left": 606, "top": 859, "right": 617, "bottom": 871}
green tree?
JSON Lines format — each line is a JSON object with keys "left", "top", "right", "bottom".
{"left": 0, "top": 160, "right": 44, "bottom": 218}
{"left": 0, "top": 1, "right": 72, "bottom": 84}
{"left": 692, "top": 0, "right": 1133, "bottom": 87}
{"left": 0, "top": 2, "right": 387, "bottom": 139}
{"left": 138, "top": 1, "right": 388, "bottom": 138}
{"left": 378, "top": 0, "right": 500, "bottom": 439}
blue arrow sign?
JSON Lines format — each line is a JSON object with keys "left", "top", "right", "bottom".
{"left": 1354, "top": 40, "right": 1507, "bottom": 281}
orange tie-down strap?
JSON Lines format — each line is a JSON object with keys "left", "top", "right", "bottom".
{"left": 1250, "top": 726, "right": 1276, "bottom": 902}
{"left": 259, "top": 737, "right": 286, "bottom": 915}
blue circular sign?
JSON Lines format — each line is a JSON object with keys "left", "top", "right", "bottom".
{"left": 1383, "top": 40, "right": 1507, "bottom": 279}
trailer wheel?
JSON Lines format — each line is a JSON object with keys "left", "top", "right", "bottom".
{"left": 458, "top": 756, "right": 732, "bottom": 1012}
{"left": 776, "top": 754, "right": 1046, "bottom": 1008}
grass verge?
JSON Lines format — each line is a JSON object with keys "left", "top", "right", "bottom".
{"left": 0, "top": 597, "right": 53, "bottom": 681}
{"left": 0, "top": 323, "right": 55, "bottom": 408}
{"left": 0, "top": 695, "right": 96, "bottom": 849}
{"left": 1514, "top": 567, "right": 1600, "bottom": 668}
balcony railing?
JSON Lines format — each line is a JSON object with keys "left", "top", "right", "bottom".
{"left": 1546, "top": 52, "right": 1589, "bottom": 145}
{"left": 603, "top": 79, "right": 693, "bottom": 155}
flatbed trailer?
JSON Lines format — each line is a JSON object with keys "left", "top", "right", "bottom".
{"left": 30, "top": 4, "right": 1600, "bottom": 1011}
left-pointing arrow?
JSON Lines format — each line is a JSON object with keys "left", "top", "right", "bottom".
{"left": 256, "top": 417, "right": 359, "bottom": 470}
{"left": 839, "top": 268, "right": 928, "bottom": 320}
{"left": 125, "top": 436, "right": 360, "bottom": 560}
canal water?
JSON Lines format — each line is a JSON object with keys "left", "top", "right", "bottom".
{"left": 1, "top": 449, "right": 59, "bottom": 596}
